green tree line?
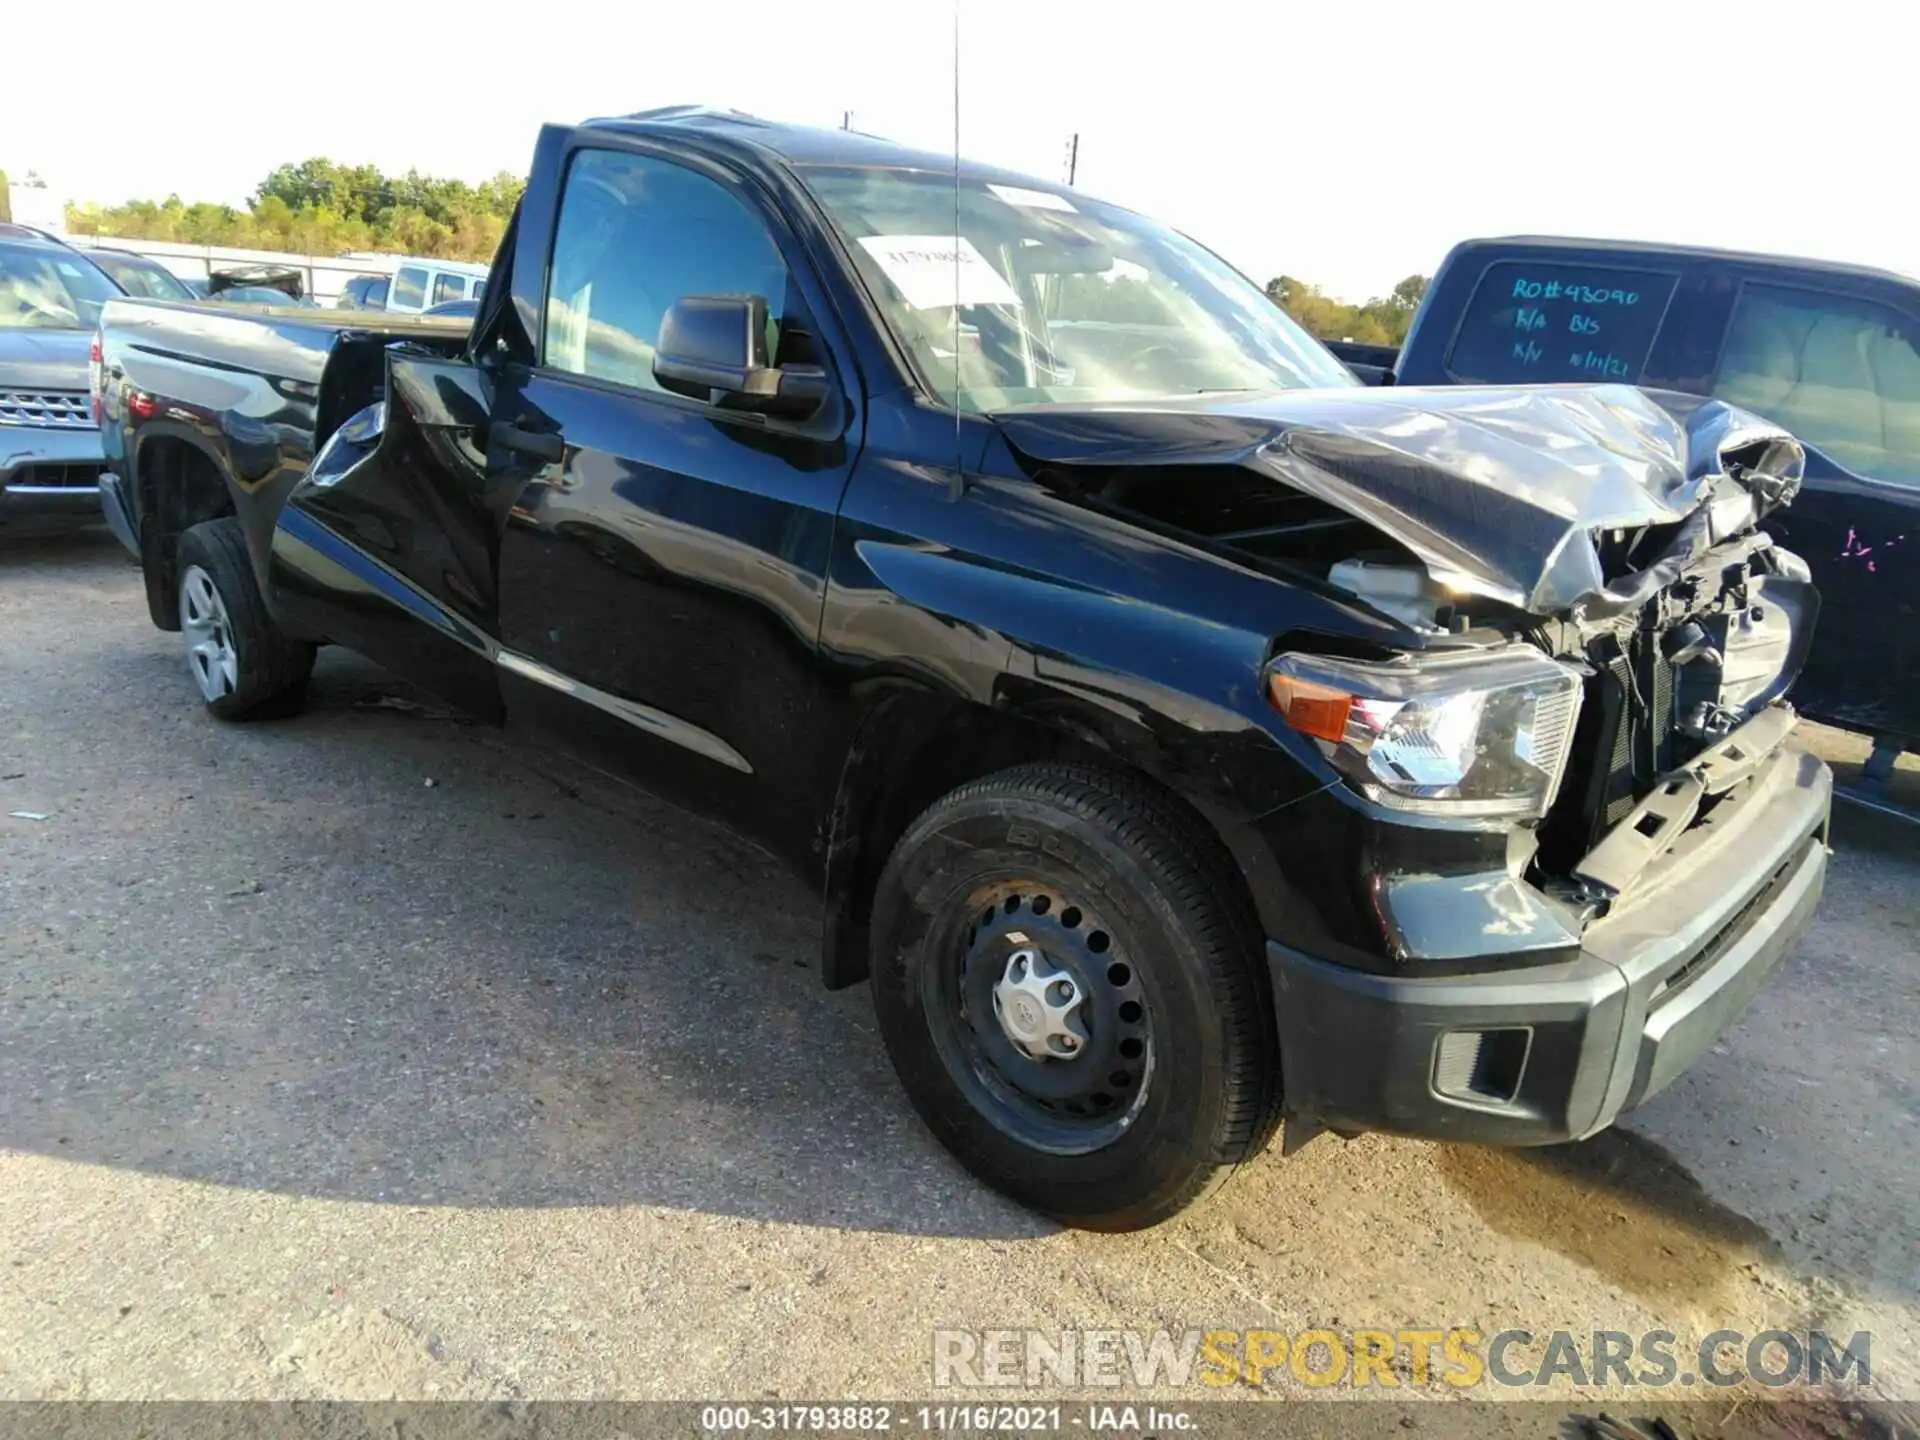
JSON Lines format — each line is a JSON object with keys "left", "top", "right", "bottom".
{"left": 63, "top": 158, "right": 524, "bottom": 261}
{"left": 53, "top": 157, "right": 1425, "bottom": 339}
{"left": 1050, "top": 271, "right": 1431, "bottom": 345}
{"left": 1266, "top": 273, "right": 1429, "bottom": 345}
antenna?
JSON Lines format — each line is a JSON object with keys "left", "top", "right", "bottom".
{"left": 1064, "top": 133, "right": 1079, "bottom": 187}
{"left": 950, "top": 0, "right": 964, "bottom": 499}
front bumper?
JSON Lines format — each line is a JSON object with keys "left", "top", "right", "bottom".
{"left": 1268, "top": 738, "right": 1830, "bottom": 1146}
{"left": 0, "top": 424, "right": 106, "bottom": 520}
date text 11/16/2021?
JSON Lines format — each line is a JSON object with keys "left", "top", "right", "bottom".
{"left": 700, "top": 1404, "right": 1195, "bottom": 1433}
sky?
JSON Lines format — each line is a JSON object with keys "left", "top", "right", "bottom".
{"left": 2, "top": 0, "right": 1912, "bottom": 301}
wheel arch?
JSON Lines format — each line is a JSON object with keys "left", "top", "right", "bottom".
{"left": 818, "top": 674, "right": 1293, "bottom": 992}
{"left": 130, "top": 428, "right": 241, "bottom": 631}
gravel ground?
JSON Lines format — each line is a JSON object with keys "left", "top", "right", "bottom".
{"left": 1, "top": 527, "right": 1916, "bottom": 1418}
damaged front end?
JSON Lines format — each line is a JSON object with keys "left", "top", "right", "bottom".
{"left": 1527, "top": 512, "right": 1818, "bottom": 906}
{"left": 994, "top": 382, "right": 1820, "bottom": 930}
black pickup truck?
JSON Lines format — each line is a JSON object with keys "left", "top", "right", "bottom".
{"left": 94, "top": 109, "right": 1831, "bottom": 1230}
{"left": 1327, "top": 236, "right": 1920, "bottom": 776}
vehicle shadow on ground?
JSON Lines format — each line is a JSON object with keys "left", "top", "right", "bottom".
{"left": 0, "top": 538, "right": 1046, "bottom": 1239}
{"left": 1438, "top": 800, "right": 1920, "bottom": 1313}
{"left": 4, "top": 528, "right": 1913, "bottom": 1290}
{"left": 1436, "top": 1130, "right": 1786, "bottom": 1310}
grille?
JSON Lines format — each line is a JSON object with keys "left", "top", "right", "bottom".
{"left": 1652, "top": 840, "right": 1810, "bottom": 1003}
{"left": 1540, "top": 628, "right": 1687, "bottom": 868}
{"left": 9, "top": 462, "right": 102, "bottom": 489}
{"left": 1602, "top": 653, "right": 1637, "bottom": 827}
{"left": 1650, "top": 648, "right": 1675, "bottom": 775}
{"left": 1601, "top": 634, "right": 1682, "bottom": 829}
{"left": 0, "top": 389, "right": 95, "bottom": 430}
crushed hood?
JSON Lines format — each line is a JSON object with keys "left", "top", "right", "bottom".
{"left": 992, "top": 383, "right": 1805, "bottom": 617}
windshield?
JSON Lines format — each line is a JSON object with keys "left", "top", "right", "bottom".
{"left": 90, "top": 251, "right": 194, "bottom": 301}
{"left": 802, "top": 166, "right": 1354, "bottom": 411}
{"left": 0, "top": 242, "right": 122, "bottom": 330}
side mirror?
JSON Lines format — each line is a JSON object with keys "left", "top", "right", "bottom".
{"left": 653, "top": 294, "right": 828, "bottom": 419}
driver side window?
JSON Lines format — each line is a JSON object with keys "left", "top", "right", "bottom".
{"left": 542, "top": 148, "right": 790, "bottom": 395}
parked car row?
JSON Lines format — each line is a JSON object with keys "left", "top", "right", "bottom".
{"left": 3, "top": 227, "right": 358, "bottom": 526}
{"left": 335, "top": 258, "right": 487, "bottom": 314}
{"left": 84, "top": 247, "right": 198, "bottom": 301}
{"left": 78, "top": 244, "right": 486, "bottom": 316}
{"left": 0, "top": 223, "right": 119, "bottom": 524}
{"left": 77, "top": 246, "right": 318, "bottom": 306}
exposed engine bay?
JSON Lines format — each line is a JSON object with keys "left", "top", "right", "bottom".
{"left": 996, "top": 383, "right": 1816, "bottom": 911}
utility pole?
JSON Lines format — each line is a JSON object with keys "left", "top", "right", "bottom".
{"left": 1064, "top": 133, "right": 1079, "bottom": 186}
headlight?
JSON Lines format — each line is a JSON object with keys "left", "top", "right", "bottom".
{"left": 1267, "top": 645, "right": 1583, "bottom": 820}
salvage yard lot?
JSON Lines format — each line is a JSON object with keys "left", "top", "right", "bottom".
{"left": 3, "top": 526, "right": 1917, "bottom": 1405}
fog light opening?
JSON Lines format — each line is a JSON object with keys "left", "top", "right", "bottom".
{"left": 1433, "top": 1027, "right": 1532, "bottom": 1105}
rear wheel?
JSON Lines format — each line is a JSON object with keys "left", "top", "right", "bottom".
{"left": 176, "top": 517, "right": 314, "bottom": 719}
{"left": 869, "top": 762, "right": 1280, "bottom": 1230}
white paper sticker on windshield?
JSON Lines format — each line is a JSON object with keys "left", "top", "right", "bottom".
{"left": 987, "top": 184, "right": 1077, "bottom": 213}
{"left": 858, "top": 234, "right": 1019, "bottom": 310}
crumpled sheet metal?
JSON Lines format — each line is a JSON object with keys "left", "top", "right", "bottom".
{"left": 996, "top": 383, "right": 1805, "bottom": 618}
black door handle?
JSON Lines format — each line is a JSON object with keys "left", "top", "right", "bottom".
{"left": 488, "top": 420, "right": 565, "bottom": 463}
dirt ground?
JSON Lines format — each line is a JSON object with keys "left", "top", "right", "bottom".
{"left": 2, "top": 527, "right": 1915, "bottom": 1427}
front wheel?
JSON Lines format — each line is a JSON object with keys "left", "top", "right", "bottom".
{"left": 869, "top": 762, "right": 1280, "bottom": 1230}
{"left": 176, "top": 517, "right": 315, "bottom": 720}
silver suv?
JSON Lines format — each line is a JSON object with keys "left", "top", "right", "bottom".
{"left": 0, "top": 224, "right": 118, "bottom": 526}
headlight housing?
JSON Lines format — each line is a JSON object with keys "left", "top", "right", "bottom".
{"left": 1267, "top": 646, "right": 1583, "bottom": 820}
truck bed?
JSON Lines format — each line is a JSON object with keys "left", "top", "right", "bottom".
{"left": 95, "top": 297, "right": 472, "bottom": 621}
{"left": 99, "top": 298, "right": 469, "bottom": 443}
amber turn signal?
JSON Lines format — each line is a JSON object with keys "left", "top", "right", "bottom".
{"left": 1267, "top": 672, "right": 1353, "bottom": 743}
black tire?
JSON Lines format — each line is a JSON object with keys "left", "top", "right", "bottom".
{"left": 175, "top": 517, "right": 315, "bottom": 720}
{"left": 870, "top": 761, "right": 1280, "bottom": 1230}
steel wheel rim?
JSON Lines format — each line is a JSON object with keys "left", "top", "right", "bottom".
{"left": 179, "top": 565, "right": 239, "bottom": 703}
{"left": 921, "top": 877, "right": 1155, "bottom": 1156}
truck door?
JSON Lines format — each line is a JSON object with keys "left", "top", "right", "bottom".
{"left": 484, "top": 142, "right": 860, "bottom": 867}
{"left": 270, "top": 345, "right": 514, "bottom": 720}
{"left": 1707, "top": 281, "right": 1920, "bottom": 737}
